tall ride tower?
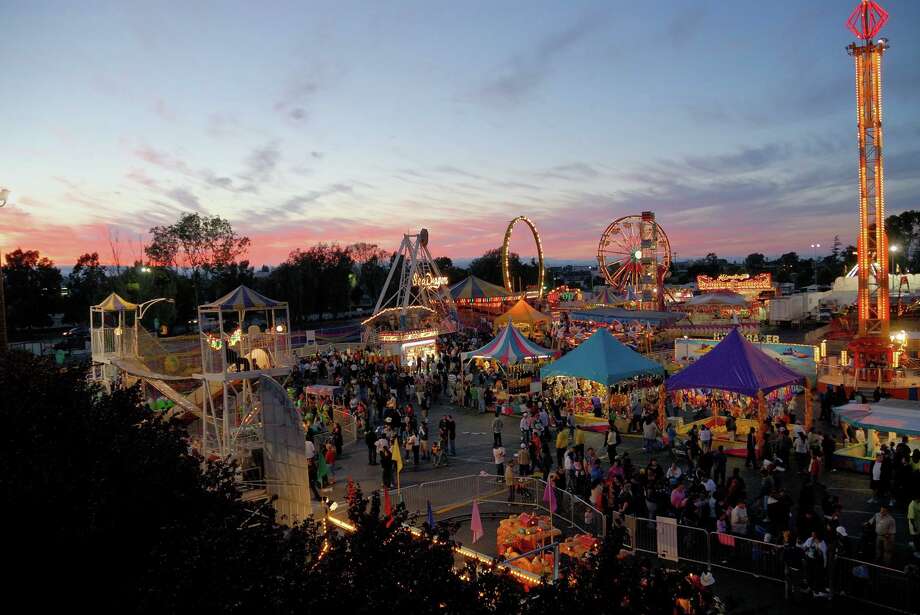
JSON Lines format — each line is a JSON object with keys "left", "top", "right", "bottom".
{"left": 847, "top": 0, "right": 891, "bottom": 367}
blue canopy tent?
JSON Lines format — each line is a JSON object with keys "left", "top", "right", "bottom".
{"left": 540, "top": 327, "right": 664, "bottom": 386}
{"left": 666, "top": 328, "right": 803, "bottom": 396}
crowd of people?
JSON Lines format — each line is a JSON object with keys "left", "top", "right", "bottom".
{"left": 290, "top": 330, "right": 920, "bottom": 604}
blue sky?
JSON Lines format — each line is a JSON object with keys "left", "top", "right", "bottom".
{"left": 1, "top": 0, "right": 918, "bottom": 266}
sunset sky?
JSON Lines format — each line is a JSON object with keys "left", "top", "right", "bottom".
{"left": 2, "top": 0, "right": 919, "bottom": 267}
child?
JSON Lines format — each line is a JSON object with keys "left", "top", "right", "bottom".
{"left": 324, "top": 442, "right": 336, "bottom": 485}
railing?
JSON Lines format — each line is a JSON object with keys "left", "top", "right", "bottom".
{"left": 624, "top": 515, "right": 917, "bottom": 613}
{"left": 387, "top": 474, "right": 606, "bottom": 539}
{"left": 91, "top": 327, "right": 137, "bottom": 360}
{"left": 818, "top": 362, "right": 920, "bottom": 389}
{"left": 201, "top": 331, "right": 294, "bottom": 376}
{"left": 830, "top": 556, "right": 918, "bottom": 614}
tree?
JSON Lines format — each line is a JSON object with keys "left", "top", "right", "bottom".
{"left": 744, "top": 253, "right": 766, "bottom": 272}
{"left": 348, "top": 243, "right": 391, "bottom": 307}
{"left": 1, "top": 248, "right": 63, "bottom": 332}
{"left": 267, "top": 244, "right": 355, "bottom": 323}
{"left": 145, "top": 213, "right": 251, "bottom": 306}
{"left": 469, "top": 248, "right": 538, "bottom": 290}
{"left": 0, "top": 351, "right": 323, "bottom": 612}
{"left": 64, "top": 252, "right": 109, "bottom": 323}
{"left": 433, "top": 256, "right": 469, "bottom": 284}
{"left": 146, "top": 213, "right": 251, "bottom": 273}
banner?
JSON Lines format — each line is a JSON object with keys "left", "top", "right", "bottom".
{"left": 656, "top": 516, "right": 679, "bottom": 562}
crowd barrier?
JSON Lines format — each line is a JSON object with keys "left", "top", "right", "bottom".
{"left": 830, "top": 556, "right": 917, "bottom": 614}
{"left": 388, "top": 474, "right": 606, "bottom": 539}
{"left": 624, "top": 515, "right": 916, "bottom": 613}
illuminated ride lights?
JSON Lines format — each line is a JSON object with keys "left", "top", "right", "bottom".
{"left": 502, "top": 216, "right": 545, "bottom": 299}
{"left": 596, "top": 212, "right": 672, "bottom": 310}
{"left": 696, "top": 273, "right": 773, "bottom": 292}
{"left": 846, "top": 0, "right": 890, "bottom": 351}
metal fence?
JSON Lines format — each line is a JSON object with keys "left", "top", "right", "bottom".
{"left": 387, "top": 474, "right": 606, "bottom": 539}
{"left": 625, "top": 515, "right": 917, "bottom": 613}
{"left": 830, "top": 556, "right": 918, "bottom": 614}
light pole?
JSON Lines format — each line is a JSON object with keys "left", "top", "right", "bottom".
{"left": 889, "top": 244, "right": 900, "bottom": 273}
{"left": 0, "top": 187, "right": 9, "bottom": 353}
{"left": 810, "top": 243, "right": 821, "bottom": 288}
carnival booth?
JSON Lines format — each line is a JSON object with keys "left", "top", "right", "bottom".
{"left": 832, "top": 400, "right": 920, "bottom": 473}
{"left": 494, "top": 299, "right": 552, "bottom": 339}
{"left": 666, "top": 328, "right": 806, "bottom": 457}
{"left": 678, "top": 292, "right": 751, "bottom": 324}
{"left": 541, "top": 328, "right": 665, "bottom": 432}
{"left": 464, "top": 323, "right": 554, "bottom": 406}
{"left": 450, "top": 275, "right": 515, "bottom": 307}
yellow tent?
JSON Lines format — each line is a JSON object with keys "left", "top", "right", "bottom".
{"left": 93, "top": 293, "right": 138, "bottom": 312}
{"left": 494, "top": 299, "right": 551, "bottom": 329}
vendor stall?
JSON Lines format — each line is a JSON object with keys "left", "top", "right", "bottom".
{"left": 666, "top": 328, "right": 806, "bottom": 457}
{"left": 541, "top": 328, "right": 665, "bottom": 431}
{"left": 494, "top": 299, "right": 552, "bottom": 338}
{"left": 832, "top": 400, "right": 920, "bottom": 473}
{"left": 464, "top": 323, "right": 554, "bottom": 398}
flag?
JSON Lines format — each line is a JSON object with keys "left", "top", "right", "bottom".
{"left": 427, "top": 500, "right": 435, "bottom": 529}
{"left": 392, "top": 440, "right": 404, "bottom": 475}
{"left": 543, "top": 480, "right": 557, "bottom": 514}
{"left": 383, "top": 487, "right": 394, "bottom": 528}
{"left": 470, "top": 499, "right": 483, "bottom": 543}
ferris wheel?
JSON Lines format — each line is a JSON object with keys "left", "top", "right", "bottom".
{"left": 596, "top": 213, "right": 672, "bottom": 302}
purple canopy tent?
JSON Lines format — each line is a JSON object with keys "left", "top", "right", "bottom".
{"left": 666, "top": 328, "right": 803, "bottom": 396}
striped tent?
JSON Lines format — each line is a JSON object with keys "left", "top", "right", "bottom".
{"left": 94, "top": 292, "right": 138, "bottom": 312}
{"left": 449, "top": 275, "right": 512, "bottom": 303}
{"left": 464, "top": 323, "right": 553, "bottom": 365}
{"left": 200, "top": 285, "right": 284, "bottom": 310}
{"left": 592, "top": 287, "right": 619, "bottom": 305}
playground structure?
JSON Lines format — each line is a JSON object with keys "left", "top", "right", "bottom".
{"left": 363, "top": 228, "right": 457, "bottom": 365}
{"left": 597, "top": 212, "right": 671, "bottom": 311}
{"left": 90, "top": 287, "right": 311, "bottom": 523}
{"left": 501, "top": 216, "right": 545, "bottom": 298}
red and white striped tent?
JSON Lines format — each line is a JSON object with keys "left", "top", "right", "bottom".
{"left": 463, "top": 323, "right": 554, "bottom": 366}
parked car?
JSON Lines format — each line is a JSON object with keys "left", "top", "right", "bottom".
{"left": 62, "top": 325, "right": 89, "bottom": 338}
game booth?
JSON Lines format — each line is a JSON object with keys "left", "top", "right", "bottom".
{"left": 494, "top": 300, "right": 552, "bottom": 341}
{"left": 831, "top": 399, "right": 920, "bottom": 473}
{"left": 463, "top": 323, "right": 555, "bottom": 410}
{"left": 665, "top": 328, "right": 807, "bottom": 457}
{"left": 541, "top": 328, "right": 665, "bottom": 432}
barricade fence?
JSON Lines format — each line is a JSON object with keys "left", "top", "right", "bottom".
{"left": 382, "top": 474, "right": 606, "bottom": 540}
{"left": 830, "top": 556, "right": 917, "bottom": 614}
{"left": 624, "top": 515, "right": 916, "bottom": 614}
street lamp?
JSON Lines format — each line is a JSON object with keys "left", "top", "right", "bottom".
{"left": 810, "top": 243, "right": 821, "bottom": 289}
{"left": 889, "top": 244, "right": 900, "bottom": 273}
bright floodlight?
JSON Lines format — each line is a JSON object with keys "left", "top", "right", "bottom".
{"left": 633, "top": 250, "right": 642, "bottom": 259}
{"left": 890, "top": 245, "right": 899, "bottom": 252}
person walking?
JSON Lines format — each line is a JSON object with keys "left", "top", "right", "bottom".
{"left": 868, "top": 505, "right": 896, "bottom": 565}
{"left": 555, "top": 428, "right": 570, "bottom": 467}
{"left": 713, "top": 445, "right": 727, "bottom": 485}
{"left": 408, "top": 431, "right": 420, "bottom": 469}
{"left": 364, "top": 427, "right": 377, "bottom": 465}
{"left": 518, "top": 443, "right": 531, "bottom": 477}
{"left": 419, "top": 420, "right": 430, "bottom": 460}
{"left": 493, "top": 444, "right": 506, "bottom": 482}
{"left": 446, "top": 414, "right": 457, "bottom": 455}
{"left": 492, "top": 414, "right": 503, "bottom": 447}
{"left": 642, "top": 418, "right": 659, "bottom": 454}
{"left": 746, "top": 428, "right": 757, "bottom": 468}
{"left": 605, "top": 426, "right": 621, "bottom": 463}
